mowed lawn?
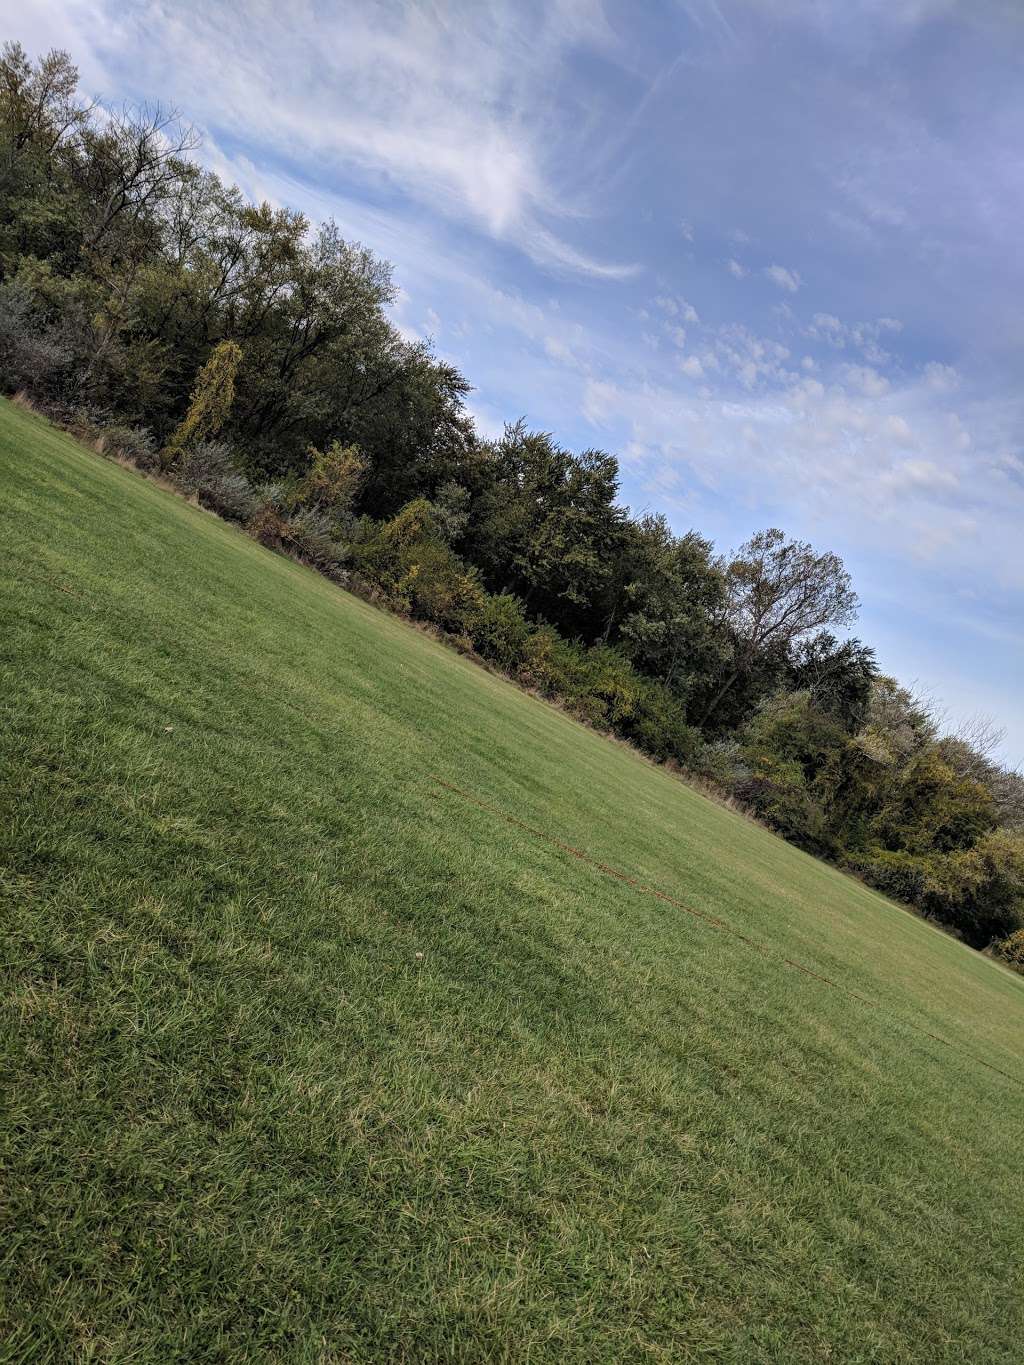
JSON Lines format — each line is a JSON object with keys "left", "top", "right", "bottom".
{"left": 1, "top": 396, "right": 1023, "bottom": 1363}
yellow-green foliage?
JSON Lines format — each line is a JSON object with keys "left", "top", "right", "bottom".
{"left": 162, "top": 340, "right": 242, "bottom": 465}
{"left": 298, "top": 440, "right": 366, "bottom": 525}
{"left": 355, "top": 499, "right": 485, "bottom": 633}
{"left": 992, "top": 927, "right": 1024, "bottom": 972}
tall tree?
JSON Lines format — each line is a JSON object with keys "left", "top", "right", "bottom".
{"left": 700, "top": 528, "right": 858, "bottom": 728}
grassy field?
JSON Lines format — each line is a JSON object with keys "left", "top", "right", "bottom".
{"left": 1, "top": 395, "right": 1022, "bottom": 1363}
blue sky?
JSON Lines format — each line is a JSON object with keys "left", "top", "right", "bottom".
{"left": 22, "top": 0, "right": 1024, "bottom": 761}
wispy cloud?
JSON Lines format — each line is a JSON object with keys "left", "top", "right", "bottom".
{"left": 34, "top": 0, "right": 638, "bottom": 279}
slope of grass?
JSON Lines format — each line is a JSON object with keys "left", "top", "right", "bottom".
{"left": 1, "top": 395, "right": 1022, "bottom": 1362}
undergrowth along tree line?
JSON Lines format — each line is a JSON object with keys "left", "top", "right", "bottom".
{"left": 2, "top": 41, "right": 1022, "bottom": 959}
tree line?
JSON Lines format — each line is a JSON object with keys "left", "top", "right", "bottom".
{"left": 2, "top": 42, "right": 1022, "bottom": 962}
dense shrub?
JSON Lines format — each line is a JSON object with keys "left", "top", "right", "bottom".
{"left": 98, "top": 423, "right": 159, "bottom": 471}
{"left": 297, "top": 441, "right": 366, "bottom": 534}
{"left": 178, "top": 441, "right": 257, "bottom": 522}
{"left": 847, "top": 834, "right": 1024, "bottom": 947}
{"left": 403, "top": 549, "right": 485, "bottom": 633}
{"left": 246, "top": 485, "right": 292, "bottom": 548}
{"left": 618, "top": 678, "right": 702, "bottom": 766}
{"left": 844, "top": 849, "right": 929, "bottom": 910}
{"left": 471, "top": 593, "right": 533, "bottom": 670}
{"left": 0, "top": 279, "right": 70, "bottom": 395}
{"left": 353, "top": 499, "right": 484, "bottom": 632}
{"left": 991, "top": 928, "right": 1024, "bottom": 973}
{"left": 282, "top": 508, "right": 348, "bottom": 579}
{"left": 735, "top": 753, "right": 830, "bottom": 851}
{"left": 698, "top": 739, "right": 752, "bottom": 792}
{"left": 518, "top": 628, "right": 605, "bottom": 722}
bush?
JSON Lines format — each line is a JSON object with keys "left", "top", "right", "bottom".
{"left": 246, "top": 484, "right": 292, "bottom": 547}
{"left": 698, "top": 739, "right": 752, "bottom": 792}
{"left": 846, "top": 834, "right": 1024, "bottom": 947}
{"left": 735, "top": 753, "right": 829, "bottom": 851}
{"left": 298, "top": 441, "right": 366, "bottom": 533}
{"left": 623, "top": 680, "right": 703, "bottom": 767}
{"left": 353, "top": 499, "right": 485, "bottom": 633}
{"left": 178, "top": 441, "right": 257, "bottom": 522}
{"left": 844, "top": 849, "right": 929, "bottom": 909}
{"left": 471, "top": 593, "right": 533, "bottom": 670}
{"left": 97, "top": 423, "right": 159, "bottom": 471}
{"left": 398, "top": 544, "right": 485, "bottom": 633}
{"left": 518, "top": 628, "right": 594, "bottom": 710}
{"left": 282, "top": 508, "right": 348, "bottom": 580}
{"left": 991, "top": 928, "right": 1024, "bottom": 974}
{"left": 0, "top": 279, "right": 71, "bottom": 396}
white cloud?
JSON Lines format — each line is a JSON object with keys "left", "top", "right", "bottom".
{"left": 844, "top": 364, "right": 890, "bottom": 398}
{"left": 580, "top": 351, "right": 1021, "bottom": 598}
{"left": 924, "top": 361, "right": 960, "bottom": 392}
{"left": 804, "top": 311, "right": 905, "bottom": 366}
{"left": 764, "top": 264, "right": 802, "bottom": 292}
{"left": 727, "top": 258, "right": 748, "bottom": 279}
{"left": 654, "top": 294, "right": 700, "bottom": 323}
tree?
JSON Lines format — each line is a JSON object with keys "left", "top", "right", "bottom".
{"left": 699, "top": 528, "right": 858, "bottom": 728}
{"left": 163, "top": 339, "right": 241, "bottom": 464}
{"left": 0, "top": 42, "right": 90, "bottom": 172}
{"left": 787, "top": 632, "right": 877, "bottom": 732}
{"left": 466, "top": 421, "right": 627, "bottom": 640}
{"left": 609, "top": 516, "right": 728, "bottom": 701}
{"left": 75, "top": 103, "right": 198, "bottom": 254}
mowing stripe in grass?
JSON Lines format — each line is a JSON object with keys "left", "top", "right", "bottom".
{"left": 430, "top": 773, "right": 1024, "bottom": 1090}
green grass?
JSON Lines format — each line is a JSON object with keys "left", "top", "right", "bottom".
{"left": 1, "top": 395, "right": 1022, "bottom": 1363}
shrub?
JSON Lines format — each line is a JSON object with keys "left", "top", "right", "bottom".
{"left": 246, "top": 484, "right": 291, "bottom": 548}
{"left": 846, "top": 834, "right": 1024, "bottom": 947}
{"left": 518, "top": 628, "right": 591, "bottom": 707}
{"left": 471, "top": 593, "right": 533, "bottom": 670}
{"left": 353, "top": 499, "right": 485, "bottom": 633}
{"left": 97, "top": 423, "right": 159, "bottom": 471}
{"left": 735, "top": 753, "right": 829, "bottom": 851}
{"left": 923, "top": 832, "right": 1024, "bottom": 947}
{"left": 622, "top": 680, "right": 703, "bottom": 767}
{"left": 844, "top": 849, "right": 928, "bottom": 909}
{"left": 0, "top": 279, "right": 70, "bottom": 396}
{"left": 991, "top": 928, "right": 1024, "bottom": 974}
{"left": 582, "top": 645, "right": 643, "bottom": 728}
{"left": 698, "top": 739, "right": 752, "bottom": 792}
{"left": 178, "top": 441, "right": 257, "bottom": 521}
{"left": 397, "top": 544, "right": 485, "bottom": 633}
{"left": 298, "top": 441, "right": 366, "bottom": 531}
{"left": 282, "top": 509, "right": 348, "bottom": 580}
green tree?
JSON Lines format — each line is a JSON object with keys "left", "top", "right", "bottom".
{"left": 699, "top": 528, "right": 859, "bottom": 730}
{"left": 467, "top": 421, "right": 627, "bottom": 640}
{"left": 609, "top": 515, "right": 728, "bottom": 701}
